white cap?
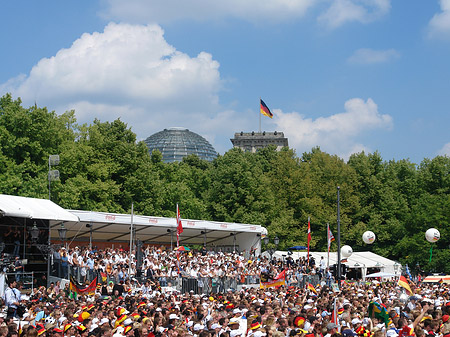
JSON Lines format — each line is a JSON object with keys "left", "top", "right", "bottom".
{"left": 193, "top": 324, "right": 205, "bottom": 331}
{"left": 253, "top": 332, "right": 267, "bottom": 337}
{"left": 386, "top": 329, "right": 399, "bottom": 337}
{"left": 233, "top": 308, "right": 242, "bottom": 314}
{"left": 211, "top": 323, "right": 222, "bottom": 330}
{"left": 352, "top": 318, "right": 362, "bottom": 325}
{"left": 230, "top": 330, "right": 243, "bottom": 337}
{"left": 123, "top": 318, "right": 133, "bottom": 326}
{"left": 99, "top": 318, "right": 110, "bottom": 326}
{"left": 169, "top": 314, "right": 179, "bottom": 320}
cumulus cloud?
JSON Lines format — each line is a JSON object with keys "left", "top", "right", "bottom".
{"left": 348, "top": 48, "right": 400, "bottom": 64}
{"left": 317, "top": 0, "right": 391, "bottom": 29}
{"left": 438, "top": 143, "right": 450, "bottom": 156}
{"left": 428, "top": 0, "right": 450, "bottom": 38}
{"left": 273, "top": 98, "right": 393, "bottom": 160}
{"left": 5, "top": 23, "right": 221, "bottom": 105}
{"left": 1, "top": 22, "right": 249, "bottom": 152}
{"left": 99, "top": 0, "right": 314, "bottom": 24}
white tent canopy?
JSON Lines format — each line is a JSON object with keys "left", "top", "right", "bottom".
{"left": 0, "top": 194, "right": 79, "bottom": 224}
{"left": 54, "top": 209, "right": 267, "bottom": 253}
{"left": 272, "top": 250, "right": 401, "bottom": 280}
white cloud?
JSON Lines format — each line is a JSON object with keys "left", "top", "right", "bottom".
{"left": 6, "top": 23, "right": 221, "bottom": 105}
{"left": 438, "top": 142, "right": 450, "bottom": 156}
{"left": 273, "top": 98, "right": 393, "bottom": 160}
{"left": 317, "top": 0, "right": 391, "bottom": 29}
{"left": 428, "top": 0, "right": 450, "bottom": 38}
{"left": 348, "top": 48, "right": 400, "bottom": 64}
{"left": 99, "top": 0, "right": 314, "bottom": 24}
{"left": 1, "top": 22, "right": 249, "bottom": 152}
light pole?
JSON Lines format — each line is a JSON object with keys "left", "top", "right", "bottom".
{"left": 58, "top": 223, "right": 67, "bottom": 246}
{"left": 86, "top": 224, "right": 93, "bottom": 250}
{"left": 263, "top": 236, "right": 279, "bottom": 260}
{"left": 48, "top": 155, "right": 60, "bottom": 201}
{"left": 337, "top": 186, "right": 341, "bottom": 286}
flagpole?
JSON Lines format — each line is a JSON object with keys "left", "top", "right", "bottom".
{"left": 327, "top": 223, "right": 330, "bottom": 269}
{"left": 337, "top": 187, "right": 341, "bottom": 287}
{"left": 129, "top": 202, "right": 134, "bottom": 275}
{"left": 259, "top": 98, "right": 261, "bottom": 133}
{"left": 307, "top": 216, "right": 311, "bottom": 264}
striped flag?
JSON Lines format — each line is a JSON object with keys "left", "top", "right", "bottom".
{"left": 260, "top": 99, "right": 273, "bottom": 118}
{"left": 327, "top": 224, "right": 335, "bottom": 253}
{"left": 307, "top": 283, "right": 318, "bottom": 294}
{"left": 398, "top": 275, "right": 413, "bottom": 295}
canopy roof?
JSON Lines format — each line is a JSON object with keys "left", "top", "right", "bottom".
{"left": 54, "top": 210, "right": 267, "bottom": 248}
{"left": 273, "top": 250, "right": 401, "bottom": 274}
{"left": 0, "top": 194, "right": 79, "bottom": 224}
{"left": 422, "top": 275, "right": 450, "bottom": 284}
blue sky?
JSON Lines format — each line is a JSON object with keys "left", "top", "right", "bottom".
{"left": 1, "top": 0, "right": 450, "bottom": 163}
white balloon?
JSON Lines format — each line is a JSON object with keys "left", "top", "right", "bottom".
{"left": 362, "top": 231, "right": 376, "bottom": 244}
{"left": 425, "top": 228, "right": 440, "bottom": 243}
{"left": 341, "top": 245, "right": 353, "bottom": 258}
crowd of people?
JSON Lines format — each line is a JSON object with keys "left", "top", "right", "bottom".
{"left": 1, "top": 246, "right": 447, "bottom": 337}
{"left": 52, "top": 246, "right": 326, "bottom": 289}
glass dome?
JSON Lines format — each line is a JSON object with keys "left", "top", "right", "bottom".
{"left": 144, "top": 127, "right": 218, "bottom": 163}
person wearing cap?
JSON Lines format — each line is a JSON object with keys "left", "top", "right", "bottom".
{"left": 325, "top": 323, "right": 338, "bottom": 337}
{"left": 342, "top": 329, "right": 357, "bottom": 337}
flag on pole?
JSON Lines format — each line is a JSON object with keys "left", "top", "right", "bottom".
{"left": 398, "top": 275, "right": 413, "bottom": 295}
{"left": 307, "top": 283, "right": 318, "bottom": 294}
{"left": 260, "top": 99, "right": 273, "bottom": 118}
{"left": 331, "top": 297, "right": 338, "bottom": 325}
{"left": 176, "top": 203, "right": 183, "bottom": 246}
{"left": 307, "top": 217, "right": 311, "bottom": 263}
{"left": 328, "top": 225, "right": 335, "bottom": 253}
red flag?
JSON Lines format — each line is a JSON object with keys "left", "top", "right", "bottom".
{"left": 274, "top": 270, "right": 286, "bottom": 280}
{"left": 176, "top": 203, "right": 183, "bottom": 244}
{"left": 307, "top": 217, "right": 311, "bottom": 262}
{"left": 328, "top": 225, "right": 335, "bottom": 253}
{"left": 331, "top": 298, "right": 338, "bottom": 324}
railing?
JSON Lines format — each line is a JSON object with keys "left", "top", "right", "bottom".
{"left": 2, "top": 272, "right": 34, "bottom": 293}
{"left": 50, "top": 261, "right": 324, "bottom": 295}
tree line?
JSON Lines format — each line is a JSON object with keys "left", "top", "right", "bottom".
{"left": 1, "top": 94, "right": 449, "bottom": 273}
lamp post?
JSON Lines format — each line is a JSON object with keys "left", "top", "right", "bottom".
{"left": 58, "top": 223, "right": 67, "bottom": 246}
{"left": 48, "top": 155, "right": 60, "bottom": 201}
{"left": 263, "top": 236, "right": 279, "bottom": 260}
{"left": 30, "top": 222, "right": 40, "bottom": 241}
{"left": 394, "top": 262, "right": 400, "bottom": 276}
{"left": 85, "top": 224, "right": 93, "bottom": 250}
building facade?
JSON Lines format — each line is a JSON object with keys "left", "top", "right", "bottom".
{"left": 230, "top": 131, "right": 288, "bottom": 153}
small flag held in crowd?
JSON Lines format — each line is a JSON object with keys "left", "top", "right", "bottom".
{"left": 307, "top": 283, "right": 318, "bottom": 294}
{"left": 398, "top": 275, "right": 413, "bottom": 295}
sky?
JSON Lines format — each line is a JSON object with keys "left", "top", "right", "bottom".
{"left": 1, "top": 0, "right": 450, "bottom": 164}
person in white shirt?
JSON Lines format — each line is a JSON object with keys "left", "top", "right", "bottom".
{"left": 4, "top": 279, "right": 21, "bottom": 318}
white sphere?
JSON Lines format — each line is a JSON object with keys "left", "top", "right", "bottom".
{"left": 362, "top": 231, "right": 376, "bottom": 244}
{"left": 341, "top": 245, "right": 353, "bottom": 258}
{"left": 425, "top": 228, "right": 440, "bottom": 243}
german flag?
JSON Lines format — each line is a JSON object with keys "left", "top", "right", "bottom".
{"left": 307, "top": 283, "right": 318, "bottom": 295}
{"left": 260, "top": 99, "right": 273, "bottom": 118}
{"left": 70, "top": 276, "right": 98, "bottom": 296}
{"left": 398, "top": 275, "right": 413, "bottom": 295}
